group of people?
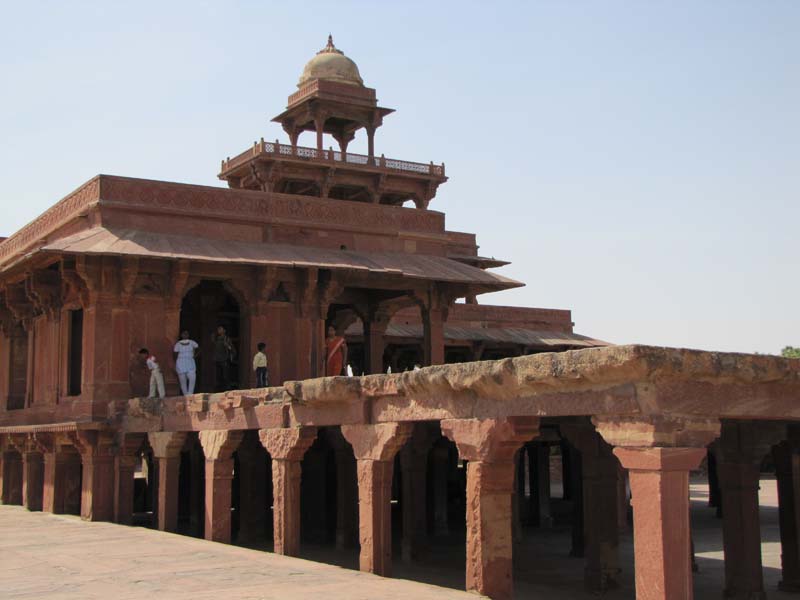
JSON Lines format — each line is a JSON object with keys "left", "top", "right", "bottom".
{"left": 138, "top": 325, "right": 269, "bottom": 399}
{"left": 138, "top": 324, "right": 350, "bottom": 400}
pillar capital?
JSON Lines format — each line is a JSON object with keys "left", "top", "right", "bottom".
{"left": 199, "top": 430, "right": 243, "bottom": 461}
{"left": 592, "top": 415, "right": 720, "bottom": 449}
{"left": 614, "top": 446, "right": 707, "bottom": 472}
{"left": 441, "top": 417, "right": 540, "bottom": 463}
{"left": 148, "top": 431, "right": 187, "bottom": 459}
{"left": 341, "top": 422, "right": 412, "bottom": 461}
{"left": 259, "top": 427, "right": 317, "bottom": 460}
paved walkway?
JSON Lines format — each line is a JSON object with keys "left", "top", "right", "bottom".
{"left": 0, "top": 507, "right": 474, "bottom": 600}
{"left": 0, "top": 478, "right": 792, "bottom": 599}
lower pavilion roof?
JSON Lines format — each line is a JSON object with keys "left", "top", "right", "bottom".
{"left": 41, "top": 227, "right": 523, "bottom": 290}
{"left": 345, "top": 322, "right": 607, "bottom": 348}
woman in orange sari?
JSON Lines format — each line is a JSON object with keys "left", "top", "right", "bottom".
{"left": 325, "top": 325, "right": 348, "bottom": 377}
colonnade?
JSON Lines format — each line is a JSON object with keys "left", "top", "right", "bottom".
{"left": 2, "top": 418, "right": 800, "bottom": 600}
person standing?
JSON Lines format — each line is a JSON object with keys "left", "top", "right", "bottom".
{"left": 173, "top": 330, "right": 199, "bottom": 395}
{"left": 324, "top": 325, "right": 347, "bottom": 377}
{"left": 139, "top": 348, "right": 165, "bottom": 399}
{"left": 252, "top": 342, "right": 269, "bottom": 387}
{"left": 211, "top": 325, "right": 235, "bottom": 391}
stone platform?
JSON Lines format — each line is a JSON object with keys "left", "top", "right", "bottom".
{"left": 0, "top": 506, "right": 474, "bottom": 600}
{"left": 0, "top": 478, "right": 794, "bottom": 599}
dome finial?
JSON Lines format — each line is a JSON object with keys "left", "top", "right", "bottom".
{"left": 319, "top": 34, "right": 343, "bottom": 55}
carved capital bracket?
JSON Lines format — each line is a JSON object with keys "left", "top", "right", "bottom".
{"left": 592, "top": 415, "right": 721, "bottom": 450}
{"left": 199, "top": 430, "right": 244, "bottom": 461}
{"left": 148, "top": 431, "right": 187, "bottom": 459}
{"left": 165, "top": 260, "right": 192, "bottom": 311}
{"left": 66, "top": 430, "right": 116, "bottom": 458}
{"left": 441, "top": 417, "right": 540, "bottom": 464}
{"left": 341, "top": 422, "right": 413, "bottom": 462}
{"left": 25, "top": 269, "right": 62, "bottom": 320}
{"left": 259, "top": 426, "right": 317, "bottom": 461}
{"left": 3, "top": 282, "right": 35, "bottom": 330}
{"left": 119, "top": 257, "right": 140, "bottom": 308}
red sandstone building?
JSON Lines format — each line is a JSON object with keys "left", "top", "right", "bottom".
{"left": 1, "top": 38, "right": 799, "bottom": 600}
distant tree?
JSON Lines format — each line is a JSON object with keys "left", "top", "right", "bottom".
{"left": 781, "top": 346, "right": 800, "bottom": 359}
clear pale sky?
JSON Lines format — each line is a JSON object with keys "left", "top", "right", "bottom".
{"left": 1, "top": 1, "right": 797, "bottom": 354}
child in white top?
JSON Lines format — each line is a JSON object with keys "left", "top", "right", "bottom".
{"left": 139, "top": 348, "right": 165, "bottom": 399}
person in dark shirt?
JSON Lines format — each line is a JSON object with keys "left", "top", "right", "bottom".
{"left": 211, "top": 325, "right": 235, "bottom": 391}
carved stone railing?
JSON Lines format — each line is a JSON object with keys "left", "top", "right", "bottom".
{"left": 221, "top": 140, "right": 445, "bottom": 178}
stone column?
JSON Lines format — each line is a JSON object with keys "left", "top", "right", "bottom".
{"left": 114, "top": 433, "right": 144, "bottom": 525}
{"left": 0, "top": 449, "right": 22, "bottom": 505}
{"left": 422, "top": 306, "right": 444, "bottom": 366}
{"left": 199, "top": 430, "right": 243, "bottom": 543}
{"left": 595, "top": 415, "right": 721, "bottom": 600}
{"left": 441, "top": 417, "right": 540, "bottom": 600}
{"left": 774, "top": 425, "right": 800, "bottom": 591}
{"left": 22, "top": 445, "right": 44, "bottom": 511}
{"left": 530, "top": 442, "right": 553, "bottom": 528}
{"left": 431, "top": 440, "right": 451, "bottom": 536}
{"left": 342, "top": 422, "right": 413, "bottom": 577}
{"left": 399, "top": 423, "right": 438, "bottom": 562}
{"left": 259, "top": 427, "right": 317, "bottom": 556}
{"left": 561, "top": 422, "right": 621, "bottom": 592}
{"left": 236, "top": 434, "right": 269, "bottom": 545}
{"left": 148, "top": 432, "right": 187, "bottom": 533}
{"left": 715, "top": 420, "right": 780, "bottom": 600}
{"left": 68, "top": 431, "right": 116, "bottom": 521}
{"left": 615, "top": 447, "right": 707, "bottom": 600}
{"left": 43, "top": 440, "right": 79, "bottom": 515}
{"left": 364, "top": 318, "right": 388, "bottom": 375}
{"left": 328, "top": 427, "right": 359, "bottom": 549}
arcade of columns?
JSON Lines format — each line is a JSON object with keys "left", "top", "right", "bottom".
{"left": 3, "top": 345, "right": 800, "bottom": 600}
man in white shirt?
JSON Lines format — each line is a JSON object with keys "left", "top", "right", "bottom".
{"left": 173, "top": 330, "right": 199, "bottom": 395}
{"left": 139, "top": 348, "right": 165, "bottom": 399}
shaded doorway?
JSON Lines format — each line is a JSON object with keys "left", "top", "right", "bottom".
{"left": 179, "top": 280, "right": 242, "bottom": 393}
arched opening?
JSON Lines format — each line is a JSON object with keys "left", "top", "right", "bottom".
{"left": 179, "top": 280, "right": 243, "bottom": 393}
{"left": 299, "top": 427, "right": 359, "bottom": 568}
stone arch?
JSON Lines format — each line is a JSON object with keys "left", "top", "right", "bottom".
{"left": 179, "top": 279, "right": 247, "bottom": 393}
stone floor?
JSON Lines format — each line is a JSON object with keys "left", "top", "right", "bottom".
{"left": 0, "top": 477, "right": 791, "bottom": 599}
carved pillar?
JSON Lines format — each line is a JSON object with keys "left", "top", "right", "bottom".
{"left": 259, "top": 427, "right": 317, "bottom": 556}
{"left": 561, "top": 422, "right": 621, "bottom": 592}
{"left": 22, "top": 443, "right": 44, "bottom": 511}
{"left": 148, "top": 432, "right": 187, "bottom": 532}
{"left": 366, "top": 125, "right": 376, "bottom": 160}
{"left": 431, "top": 440, "right": 451, "bottom": 536}
{"left": 328, "top": 427, "right": 359, "bottom": 549}
{"left": 0, "top": 448, "right": 22, "bottom": 505}
{"left": 199, "top": 430, "right": 243, "bottom": 543}
{"left": 236, "top": 433, "right": 269, "bottom": 544}
{"left": 71, "top": 431, "right": 116, "bottom": 521}
{"left": 42, "top": 436, "right": 79, "bottom": 515}
{"left": 530, "top": 442, "right": 553, "bottom": 528}
{"left": 364, "top": 318, "right": 388, "bottom": 375}
{"left": 595, "top": 416, "right": 721, "bottom": 600}
{"left": 774, "top": 424, "right": 800, "bottom": 591}
{"left": 422, "top": 305, "right": 444, "bottom": 366}
{"left": 441, "top": 417, "right": 540, "bottom": 600}
{"left": 715, "top": 421, "right": 780, "bottom": 600}
{"left": 399, "top": 423, "right": 438, "bottom": 562}
{"left": 341, "top": 422, "right": 413, "bottom": 577}
{"left": 114, "top": 433, "right": 144, "bottom": 525}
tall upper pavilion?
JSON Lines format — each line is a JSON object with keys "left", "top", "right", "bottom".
{"left": 218, "top": 36, "right": 446, "bottom": 209}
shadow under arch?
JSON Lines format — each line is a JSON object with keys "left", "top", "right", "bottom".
{"left": 179, "top": 279, "right": 249, "bottom": 393}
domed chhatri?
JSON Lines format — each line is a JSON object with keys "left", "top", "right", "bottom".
{"left": 298, "top": 35, "right": 364, "bottom": 88}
